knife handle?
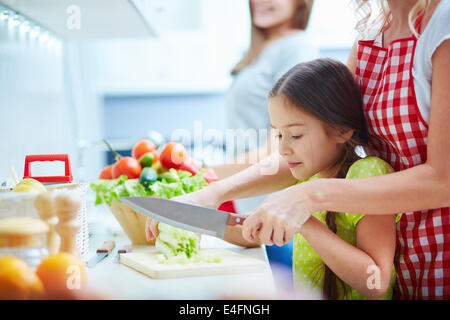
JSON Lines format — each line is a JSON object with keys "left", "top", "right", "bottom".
{"left": 118, "top": 245, "right": 132, "bottom": 254}
{"left": 227, "top": 214, "right": 246, "bottom": 226}
{"left": 97, "top": 240, "right": 116, "bottom": 253}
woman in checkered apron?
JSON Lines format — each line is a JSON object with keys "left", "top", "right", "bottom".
{"left": 347, "top": 0, "right": 450, "bottom": 299}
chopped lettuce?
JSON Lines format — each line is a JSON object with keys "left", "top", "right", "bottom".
{"left": 156, "top": 222, "right": 199, "bottom": 258}
{"left": 156, "top": 222, "right": 221, "bottom": 265}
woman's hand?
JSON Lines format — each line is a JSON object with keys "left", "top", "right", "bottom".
{"left": 144, "top": 182, "right": 227, "bottom": 241}
{"left": 242, "top": 182, "right": 316, "bottom": 246}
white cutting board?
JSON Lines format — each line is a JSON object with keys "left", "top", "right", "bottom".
{"left": 120, "top": 248, "right": 267, "bottom": 279}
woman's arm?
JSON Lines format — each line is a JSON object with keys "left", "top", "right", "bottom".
{"left": 309, "top": 39, "right": 450, "bottom": 215}
{"left": 300, "top": 214, "right": 396, "bottom": 300}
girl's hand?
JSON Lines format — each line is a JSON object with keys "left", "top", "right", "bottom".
{"left": 144, "top": 182, "right": 227, "bottom": 241}
{"left": 242, "top": 183, "right": 316, "bottom": 246}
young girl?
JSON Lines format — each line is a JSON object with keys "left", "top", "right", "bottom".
{"left": 248, "top": 58, "right": 397, "bottom": 299}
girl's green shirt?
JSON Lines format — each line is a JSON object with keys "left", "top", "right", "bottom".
{"left": 292, "top": 156, "right": 401, "bottom": 300}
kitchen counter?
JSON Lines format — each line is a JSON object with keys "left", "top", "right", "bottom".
{"left": 84, "top": 202, "right": 276, "bottom": 300}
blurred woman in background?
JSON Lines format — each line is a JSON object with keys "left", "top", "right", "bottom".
{"left": 214, "top": 0, "right": 318, "bottom": 179}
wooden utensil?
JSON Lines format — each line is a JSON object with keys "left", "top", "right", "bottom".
{"left": 115, "top": 244, "right": 132, "bottom": 263}
{"left": 54, "top": 193, "right": 81, "bottom": 259}
{"left": 87, "top": 240, "right": 116, "bottom": 267}
{"left": 34, "top": 192, "right": 60, "bottom": 254}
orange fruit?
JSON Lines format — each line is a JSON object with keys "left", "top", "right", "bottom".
{"left": 36, "top": 252, "right": 87, "bottom": 299}
{"left": 0, "top": 256, "right": 45, "bottom": 300}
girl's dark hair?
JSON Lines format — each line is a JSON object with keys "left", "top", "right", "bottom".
{"left": 269, "top": 58, "right": 368, "bottom": 300}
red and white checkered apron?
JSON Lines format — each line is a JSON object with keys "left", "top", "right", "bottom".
{"left": 355, "top": 31, "right": 450, "bottom": 299}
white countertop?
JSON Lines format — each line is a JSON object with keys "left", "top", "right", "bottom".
{"left": 84, "top": 200, "right": 276, "bottom": 300}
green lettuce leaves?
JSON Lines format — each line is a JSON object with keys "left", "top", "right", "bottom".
{"left": 90, "top": 169, "right": 208, "bottom": 206}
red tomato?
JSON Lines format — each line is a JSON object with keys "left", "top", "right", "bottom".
{"left": 202, "top": 168, "right": 219, "bottom": 183}
{"left": 159, "top": 142, "right": 188, "bottom": 169}
{"left": 111, "top": 157, "right": 142, "bottom": 179}
{"left": 132, "top": 140, "right": 156, "bottom": 160}
{"left": 98, "top": 165, "right": 113, "bottom": 179}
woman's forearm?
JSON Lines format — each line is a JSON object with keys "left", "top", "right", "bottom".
{"left": 216, "top": 152, "right": 298, "bottom": 202}
{"left": 308, "top": 163, "right": 450, "bottom": 215}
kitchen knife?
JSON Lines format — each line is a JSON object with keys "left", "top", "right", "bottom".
{"left": 87, "top": 240, "right": 116, "bottom": 268}
{"left": 119, "top": 197, "right": 245, "bottom": 239}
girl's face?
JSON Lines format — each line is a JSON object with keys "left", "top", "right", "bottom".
{"left": 251, "top": 0, "right": 298, "bottom": 29}
{"left": 268, "top": 95, "right": 346, "bottom": 180}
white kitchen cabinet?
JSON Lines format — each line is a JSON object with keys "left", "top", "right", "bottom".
{"left": 0, "top": 0, "right": 154, "bottom": 39}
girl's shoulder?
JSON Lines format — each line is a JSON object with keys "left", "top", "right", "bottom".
{"left": 340, "top": 157, "right": 399, "bottom": 229}
{"left": 346, "top": 157, "right": 394, "bottom": 179}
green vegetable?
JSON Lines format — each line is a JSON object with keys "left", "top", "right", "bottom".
{"left": 90, "top": 175, "right": 152, "bottom": 206}
{"left": 90, "top": 169, "right": 207, "bottom": 206}
{"left": 157, "top": 169, "right": 180, "bottom": 183}
{"left": 138, "top": 152, "right": 155, "bottom": 167}
{"left": 139, "top": 167, "right": 158, "bottom": 188}
{"left": 155, "top": 222, "right": 222, "bottom": 264}
{"left": 156, "top": 222, "right": 199, "bottom": 258}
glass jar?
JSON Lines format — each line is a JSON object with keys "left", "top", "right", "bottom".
{"left": 0, "top": 217, "right": 49, "bottom": 269}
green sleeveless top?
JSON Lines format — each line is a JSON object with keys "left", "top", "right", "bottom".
{"left": 292, "top": 156, "right": 401, "bottom": 299}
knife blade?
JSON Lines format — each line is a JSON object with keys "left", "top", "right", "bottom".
{"left": 119, "top": 197, "right": 245, "bottom": 239}
{"left": 87, "top": 240, "right": 116, "bottom": 268}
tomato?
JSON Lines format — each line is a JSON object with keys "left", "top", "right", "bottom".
{"left": 202, "top": 168, "right": 219, "bottom": 183}
{"left": 159, "top": 142, "right": 188, "bottom": 170}
{"left": 111, "top": 157, "right": 142, "bottom": 179}
{"left": 98, "top": 165, "right": 113, "bottom": 179}
{"left": 132, "top": 139, "right": 156, "bottom": 160}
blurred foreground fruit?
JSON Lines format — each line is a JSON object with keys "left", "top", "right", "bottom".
{"left": 36, "top": 252, "right": 87, "bottom": 299}
{"left": 13, "top": 178, "right": 47, "bottom": 193}
{"left": 0, "top": 256, "right": 45, "bottom": 300}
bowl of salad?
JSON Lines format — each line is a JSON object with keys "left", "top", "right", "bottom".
{"left": 90, "top": 140, "right": 218, "bottom": 245}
